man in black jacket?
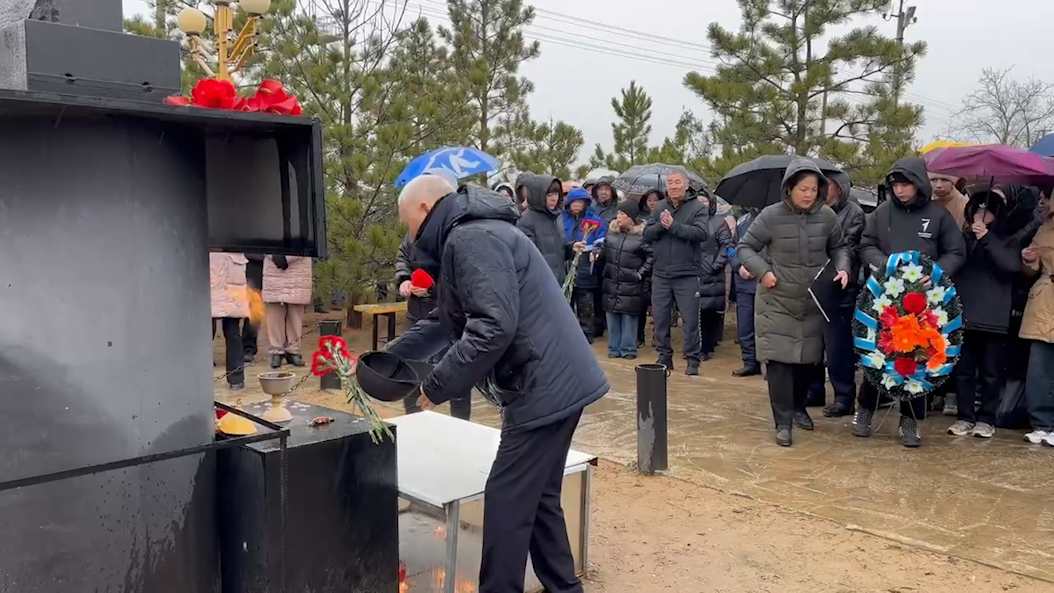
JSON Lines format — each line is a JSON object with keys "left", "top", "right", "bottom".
{"left": 643, "top": 169, "right": 710, "bottom": 375}
{"left": 808, "top": 172, "right": 865, "bottom": 417}
{"left": 398, "top": 175, "right": 608, "bottom": 593}
{"left": 853, "top": 157, "right": 967, "bottom": 447}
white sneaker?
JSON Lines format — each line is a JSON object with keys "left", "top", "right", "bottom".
{"left": 972, "top": 422, "right": 995, "bottom": 439}
{"left": 947, "top": 420, "right": 975, "bottom": 436}
{"left": 1044, "top": 434, "right": 1054, "bottom": 447}
{"left": 1026, "top": 430, "right": 1050, "bottom": 444}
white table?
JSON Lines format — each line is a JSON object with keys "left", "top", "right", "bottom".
{"left": 390, "top": 411, "right": 596, "bottom": 593}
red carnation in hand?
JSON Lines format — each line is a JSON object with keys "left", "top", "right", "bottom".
{"left": 903, "top": 292, "right": 927, "bottom": 314}
{"left": 318, "top": 335, "right": 351, "bottom": 359}
{"left": 879, "top": 306, "right": 900, "bottom": 328}
{"left": 411, "top": 268, "right": 435, "bottom": 290}
{"left": 894, "top": 357, "right": 917, "bottom": 376}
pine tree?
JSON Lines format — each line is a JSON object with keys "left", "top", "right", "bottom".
{"left": 591, "top": 81, "right": 654, "bottom": 171}
{"left": 441, "top": 0, "right": 541, "bottom": 155}
{"left": 684, "top": 0, "right": 926, "bottom": 174}
{"left": 506, "top": 117, "right": 585, "bottom": 179}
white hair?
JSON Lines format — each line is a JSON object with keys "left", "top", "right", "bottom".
{"left": 667, "top": 169, "right": 689, "bottom": 182}
{"left": 398, "top": 174, "right": 455, "bottom": 207}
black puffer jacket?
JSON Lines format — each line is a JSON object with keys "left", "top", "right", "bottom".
{"left": 592, "top": 176, "right": 619, "bottom": 224}
{"left": 601, "top": 220, "right": 653, "bottom": 315}
{"left": 860, "top": 157, "right": 967, "bottom": 278}
{"left": 515, "top": 174, "right": 569, "bottom": 285}
{"left": 698, "top": 198, "right": 733, "bottom": 311}
{"left": 409, "top": 185, "right": 609, "bottom": 432}
{"left": 828, "top": 172, "right": 866, "bottom": 308}
{"left": 642, "top": 193, "right": 709, "bottom": 279}
{"left": 954, "top": 190, "right": 1027, "bottom": 334}
{"left": 394, "top": 233, "right": 437, "bottom": 322}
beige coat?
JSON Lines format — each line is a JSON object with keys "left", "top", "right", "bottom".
{"left": 262, "top": 256, "right": 313, "bottom": 305}
{"left": 1020, "top": 220, "right": 1054, "bottom": 342}
{"left": 210, "top": 253, "right": 250, "bottom": 318}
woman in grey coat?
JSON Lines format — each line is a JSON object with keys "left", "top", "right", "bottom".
{"left": 737, "top": 158, "right": 851, "bottom": 447}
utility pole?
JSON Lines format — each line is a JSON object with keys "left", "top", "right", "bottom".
{"left": 886, "top": 0, "right": 917, "bottom": 107}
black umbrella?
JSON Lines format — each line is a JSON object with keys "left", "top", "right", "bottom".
{"left": 716, "top": 155, "right": 843, "bottom": 208}
{"left": 612, "top": 163, "right": 710, "bottom": 200}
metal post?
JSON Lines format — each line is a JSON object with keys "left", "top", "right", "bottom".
{"left": 320, "top": 319, "right": 342, "bottom": 390}
{"left": 635, "top": 364, "right": 669, "bottom": 474}
{"left": 443, "top": 500, "right": 460, "bottom": 593}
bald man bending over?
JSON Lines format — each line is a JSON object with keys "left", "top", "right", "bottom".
{"left": 397, "top": 176, "right": 608, "bottom": 593}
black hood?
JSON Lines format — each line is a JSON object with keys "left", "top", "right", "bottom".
{"left": 520, "top": 174, "right": 562, "bottom": 216}
{"left": 781, "top": 157, "right": 828, "bottom": 214}
{"left": 591, "top": 176, "right": 617, "bottom": 205}
{"left": 827, "top": 171, "right": 852, "bottom": 210}
{"left": 638, "top": 190, "right": 662, "bottom": 215}
{"left": 885, "top": 157, "right": 932, "bottom": 210}
{"left": 413, "top": 185, "right": 520, "bottom": 278}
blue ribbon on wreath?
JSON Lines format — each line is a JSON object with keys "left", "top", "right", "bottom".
{"left": 882, "top": 360, "right": 935, "bottom": 390}
{"left": 885, "top": 251, "right": 919, "bottom": 277}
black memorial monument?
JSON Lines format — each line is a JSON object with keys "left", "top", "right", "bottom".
{"left": 0, "top": 1, "right": 397, "bottom": 591}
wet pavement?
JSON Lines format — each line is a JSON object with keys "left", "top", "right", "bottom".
{"left": 218, "top": 317, "right": 1054, "bottom": 583}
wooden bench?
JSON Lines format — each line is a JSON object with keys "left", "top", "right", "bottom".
{"left": 354, "top": 302, "right": 408, "bottom": 350}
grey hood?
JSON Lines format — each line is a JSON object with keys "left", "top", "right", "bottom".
{"left": 781, "top": 157, "right": 828, "bottom": 214}
{"left": 886, "top": 156, "right": 933, "bottom": 210}
{"left": 519, "top": 174, "right": 562, "bottom": 216}
{"left": 827, "top": 171, "right": 852, "bottom": 210}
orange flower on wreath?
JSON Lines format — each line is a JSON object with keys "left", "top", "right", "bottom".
{"left": 889, "top": 314, "right": 927, "bottom": 353}
{"left": 921, "top": 326, "right": 947, "bottom": 370}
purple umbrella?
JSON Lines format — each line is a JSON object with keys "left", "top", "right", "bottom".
{"left": 923, "top": 144, "right": 1054, "bottom": 184}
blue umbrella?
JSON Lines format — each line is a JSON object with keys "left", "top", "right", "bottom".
{"left": 394, "top": 146, "right": 500, "bottom": 187}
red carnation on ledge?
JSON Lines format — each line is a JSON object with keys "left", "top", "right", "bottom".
{"left": 902, "top": 292, "right": 927, "bottom": 314}
{"left": 165, "top": 79, "right": 303, "bottom": 116}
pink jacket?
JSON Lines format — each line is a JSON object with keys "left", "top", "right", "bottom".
{"left": 262, "top": 256, "right": 313, "bottom": 305}
{"left": 210, "top": 253, "right": 250, "bottom": 318}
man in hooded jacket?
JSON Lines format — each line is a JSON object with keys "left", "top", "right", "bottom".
{"left": 854, "top": 157, "right": 967, "bottom": 447}
{"left": 398, "top": 175, "right": 608, "bottom": 593}
{"left": 516, "top": 174, "right": 570, "bottom": 285}
{"left": 807, "top": 172, "right": 865, "bottom": 417}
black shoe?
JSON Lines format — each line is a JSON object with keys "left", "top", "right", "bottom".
{"left": 851, "top": 408, "right": 873, "bottom": 437}
{"left": 285, "top": 353, "right": 305, "bottom": 367}
{"left": 899, "top": 416, "right": 922, "bottom": 448}
{"left": 657, "top": 356, "right": 673, "bottom": 371}
{"left": 636, "top": 340, "right": 645, "bottom": 348}
{"left": 623, "top": 354, "right": 637, "bottom": 360}
{"left": 608, "top": 354, "right": 621, "bottom": 359}
{"left": 314, "top": 303, "right": 328, "bottom": 313}
{"left": 700, "top": 352, "right": 712, "bottom": 361}
{"left": 243, "top": 352, "right": 255, "bottom": 363}
{"left": 685, "top": 362, "right": 700, "bottom": 376}
{"left": 823, "top": 401, "right": 854, "bottom": 418}
{"left": 270, "top": 353, "right": 284, "bottom": 369}
{"left": 732, "top": 366, "right": 761, "bottom": 377}
{"left": 793, "top": 410, "right": 814, "bottom": 431}
{"left": 229, "top": 382, "right": 246, "bottom": 391}
{"left": 775, "top": 425, "right": 792, "bottom": 447}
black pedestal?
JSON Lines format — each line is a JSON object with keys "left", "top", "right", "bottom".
{"left": 217, "top": 403, "right": 398, "bottom": 593}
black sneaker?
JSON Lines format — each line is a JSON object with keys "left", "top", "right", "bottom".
{"left": 243, "top": 352, "right": 256, "bottom": 363}
{"left": 657, "top": 356, "right": 673, "bottom": 371}
{"left": 851, "top": 408, "right": 873, "bottom": 437}
{"left": 793, "top": 410, "right": 814, "bottom": 431}
{"left": 823, "top": 401, "right": 854, "bottom": 418}
{"left": 286, "top": 353, "right": 306, "bottom": 367}
{"left": 899, "top": 416, "right": 921, "bottom": 448}
{"left": 685, "top": 362, "right": 700, "bottom": 376}
{"left": 608, "top": 354, "right": 621, "bottom": 359}
{"left": 229, "top": 382, "right": 246, "bottom": 391}
{"left": 270, "top": 353, "right": 284, "bottom": 369}
{"left": 732, "top": 366, "right": 762, "bottom": 377}
{"left": 775, "top": 425, "right": 792, "bottom": 447}
{"left": 623, "top": 354, "right": 637, "bottom": 360}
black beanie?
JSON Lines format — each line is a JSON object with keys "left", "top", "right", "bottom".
{"left": 617, "top": 199, "right": 640, "bottom": 221}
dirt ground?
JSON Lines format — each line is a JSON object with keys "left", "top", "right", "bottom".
{"left": 217, "top": 310, "right": 1053, "bottom": 592}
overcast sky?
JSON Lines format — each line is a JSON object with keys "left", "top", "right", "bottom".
{"left": 125, "top": 0, "right": 1054, "bottom": 157}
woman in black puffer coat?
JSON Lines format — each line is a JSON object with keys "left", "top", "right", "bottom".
{"left": 601, "top": 200, "right": 654, "bottom": 359}
{"left": 697, "top": 194, "right": 733, "bottom": 360}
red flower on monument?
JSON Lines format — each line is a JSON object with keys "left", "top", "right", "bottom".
{"left": 903, "top": 292, "right": 927, "bottom": 314}
{"left": 192, "top": 79, "right": 239, "bottom": 110}
{"left": 245, "top": 79, "right": 303, "bottom": 116}
{"left": 163, "top": 79, "right": 303, "bottom": 116}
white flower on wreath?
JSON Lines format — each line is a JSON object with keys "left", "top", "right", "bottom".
{"left": 900, "top": 263, "right": 924, "bottom": 283}
{"left": 881, "top": 373, "right": 899, "bottom": 389}
{"left": 864, "top": 351, "right": 886, "bottom": 369}
{"left": 904, "top": 379, "right": 925, "bottom": 394}
{"left": 866, "top": 327, "right": 876, "bottom": 343}
{"left": 872, "top": 294, "right": 893, "bottom": 313}
{"left": 883, "top": 277, "right": 906, "bottom": 298}
{"left": 926, "top": 286, "right": 946, "bottom": 305}
{"left": 933, "top": 307, "right": 949, "bottom": 327}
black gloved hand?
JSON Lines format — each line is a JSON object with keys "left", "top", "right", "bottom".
{"left": 272, "top": 255, "right": 289, "bottom": 270}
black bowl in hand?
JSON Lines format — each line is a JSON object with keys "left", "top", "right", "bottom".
{"left": 355, "top": 351, "right": 432, "bottom": 402}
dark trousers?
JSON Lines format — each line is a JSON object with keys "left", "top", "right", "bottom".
{"left": 766, "top": 361, "right": 810, "bottom": 428}
{"left": 955, "top": 330, "right": 1006, "bottom": 425}
{"left": 480, "top": 411, "right": 583, "bottom": 593}
{"left": 1026, "top": 341, "right": 1054, "bottom": 430}
{"left": 807, "top": 306, "right": 857, "bottom": 407}
{"left": 403, "top": 392, "right": 471, "bottom": 420}
{"left": 735, "top": 291, "right": 758, "bottom": 370}
{"left": 858, "top": 380, "right": 926, "bottom": 419}
{"left": 592, "top": 288, "right": 606, "bottom": 336}
{"left": 212, "top": 317, "right": 244, "bottom": 385}
{"left": 652, "top": 275, "right": 701, "bottom": 361}
{"left": 242, "top": 261, "right": 263, "bottom": 356}
{"left": 637, "top": 312, "right": 648, "bottom": 346}
{"left": 699, "top": 309, "right": 721, "bottom": 355}
{"left": 571, "top": 287, "right": 595, "bottom": 340}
